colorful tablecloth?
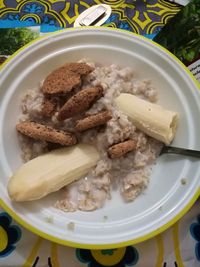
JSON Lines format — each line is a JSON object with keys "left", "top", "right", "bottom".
{"left": 0, "top": 1, "right": 200, "bottom": 267}
{"left": 0, "top": 201, "right": 199, "bottom": 267}
{"left": 0, "top": 0, "right": 181, "bottom": 34}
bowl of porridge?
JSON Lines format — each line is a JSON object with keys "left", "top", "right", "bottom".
{"left": 0, "top": 27, "right": 200, "bottom": 248}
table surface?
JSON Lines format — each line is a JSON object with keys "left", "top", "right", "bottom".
{"left": 0, "top": 1, "right": 200, "bottom": 266}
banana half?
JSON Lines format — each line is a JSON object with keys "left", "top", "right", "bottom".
{"left": 115, "top": 93, "right": 178, "bottom": 145}
{"left": 8, "top": 144, "right": 100, "bottom": 202}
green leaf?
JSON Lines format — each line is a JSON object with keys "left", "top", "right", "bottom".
{"left": 0, "top": 28, "right": 39, "bottom": 55}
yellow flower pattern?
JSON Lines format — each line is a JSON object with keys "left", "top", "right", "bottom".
{"left": 0, "top": 212, "right": 21, "bottom": 257}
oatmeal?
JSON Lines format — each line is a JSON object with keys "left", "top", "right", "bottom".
{"left": 16, "top": 60, "right": 162, "bottom": 211}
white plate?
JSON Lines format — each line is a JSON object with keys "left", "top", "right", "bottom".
{"left": 0, "top": 28, "right": 200, "bottom": 249}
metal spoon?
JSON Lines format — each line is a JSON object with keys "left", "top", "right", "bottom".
{"left": 160, "top": 146, "right": 200, "bottom": 158}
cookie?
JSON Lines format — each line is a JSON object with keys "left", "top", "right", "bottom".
{"left": 75, "top": 110, "right": 112, "bottom": 132}
{"left": 41, "top": 63, "right": 93, "bottom": 95}
{"left": 42, "top": 68, "right": 81, "bottom": 95}
{"left": 108, "top": 140, "right": 136, "bottom": 159}
{"left": 57, "top": 86, "right": 103, "bottom": 120}
{"left": 16, "top": 121, "right": 77, "bottom": 146}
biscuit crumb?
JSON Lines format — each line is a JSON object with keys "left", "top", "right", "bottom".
{"left": 44, "top": 216, "right": 54, "bottom": 224}
{"left": 103, "top": 215, "right": 108, "bottom": 221}
{"left": 67, "top": 222, "right": 75, "bottom": 231}
{"left": 181, "top": 178, "right": 187, "bottom": 185}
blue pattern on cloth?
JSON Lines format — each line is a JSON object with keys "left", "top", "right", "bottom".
{"left": 76, "top": 246, "right": 139, "bottom": 267}
{"left": 190, "top": 214, "right": 200, "bottom": 261}
{"left": 0, "top": 0, "right": 181, "bottom": 34}
{"left": 0, "top": 212, "right": 22, "bottom": 257}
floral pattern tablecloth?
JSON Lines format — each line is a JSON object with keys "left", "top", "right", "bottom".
{"left": 0, "top": 200, "right": 199, "bottom": 267}
{"left": 0, "top": 1, "right": 200, "bottom": 267}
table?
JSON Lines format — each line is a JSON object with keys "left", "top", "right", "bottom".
{"left": 0, "top": 1, "right": 199, "bottom": 266}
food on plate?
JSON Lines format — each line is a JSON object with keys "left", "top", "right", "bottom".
{"left": 9, "top": 60, "right": 178, "bottom": 211}
{"left": 16, "top": 121, "right": 77, "bottom": 146}
{"left": 65, "top": 62, "right": 94, "bottom": 75}
{"left": 8, "top": 144, "right": 100, "bottom": 201}
{"left": 108, "top": 140, "right": 136, "bottom": 159}
{"left": 75, "top": 110, "right": 112, "bottom": 132}
{"left": 57, "top": 86, "right": 103, "bottom": 120}
{"left": 41, "top": 97, "right": 58, "bottom": 117}
{"left": 42, "top": 67, "right": 81, "bottom": 95}
{"left": 42, "top": 62, "right": 93, "bottom": 95}
{"left": 115, "top": 93, "right": 178, "bottom": 145}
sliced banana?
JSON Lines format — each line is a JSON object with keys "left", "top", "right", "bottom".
{"left": 8, "top": 144, "right": 100, "bottom": 201}
{"left": 114, "top": 93, "right": 178, "bottom": 145}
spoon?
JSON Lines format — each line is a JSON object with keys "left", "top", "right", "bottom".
{"left": 160, "top": 146, "right": 200, "bottom": 158}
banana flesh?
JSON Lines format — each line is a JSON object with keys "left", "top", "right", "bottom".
{"left": 114, "top": 93, "right": 178, "bottom": 145}
{"left": 8, "top": 144, "right": 100, "bottom": 201}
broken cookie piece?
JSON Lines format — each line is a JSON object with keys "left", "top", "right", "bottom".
{"left": 65, "top": 63, "right": 94, "bottom": 76}
{"left": 41, "top": 97, "right": 57, "bottom": 117}
{"left": 57, "top": 86, "right": 103, "bottom": 121}
{"left": 41, "top": 63, "right": 93, "bottom": 96}
{"left": 42, "top": 68, "right": 81, "bottom": 95}
{"left": 108, "top": 140, "right": 136, "bottom": 159}
{"left": 16, "top": 121, "right": 77, "bottom": 146}
{"left": 75, "top": 110, "right": 112, "bottom": 132}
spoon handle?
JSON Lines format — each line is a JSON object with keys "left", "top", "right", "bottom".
{"left": 161, "top": 146, "right": 200, "bottom": 158}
